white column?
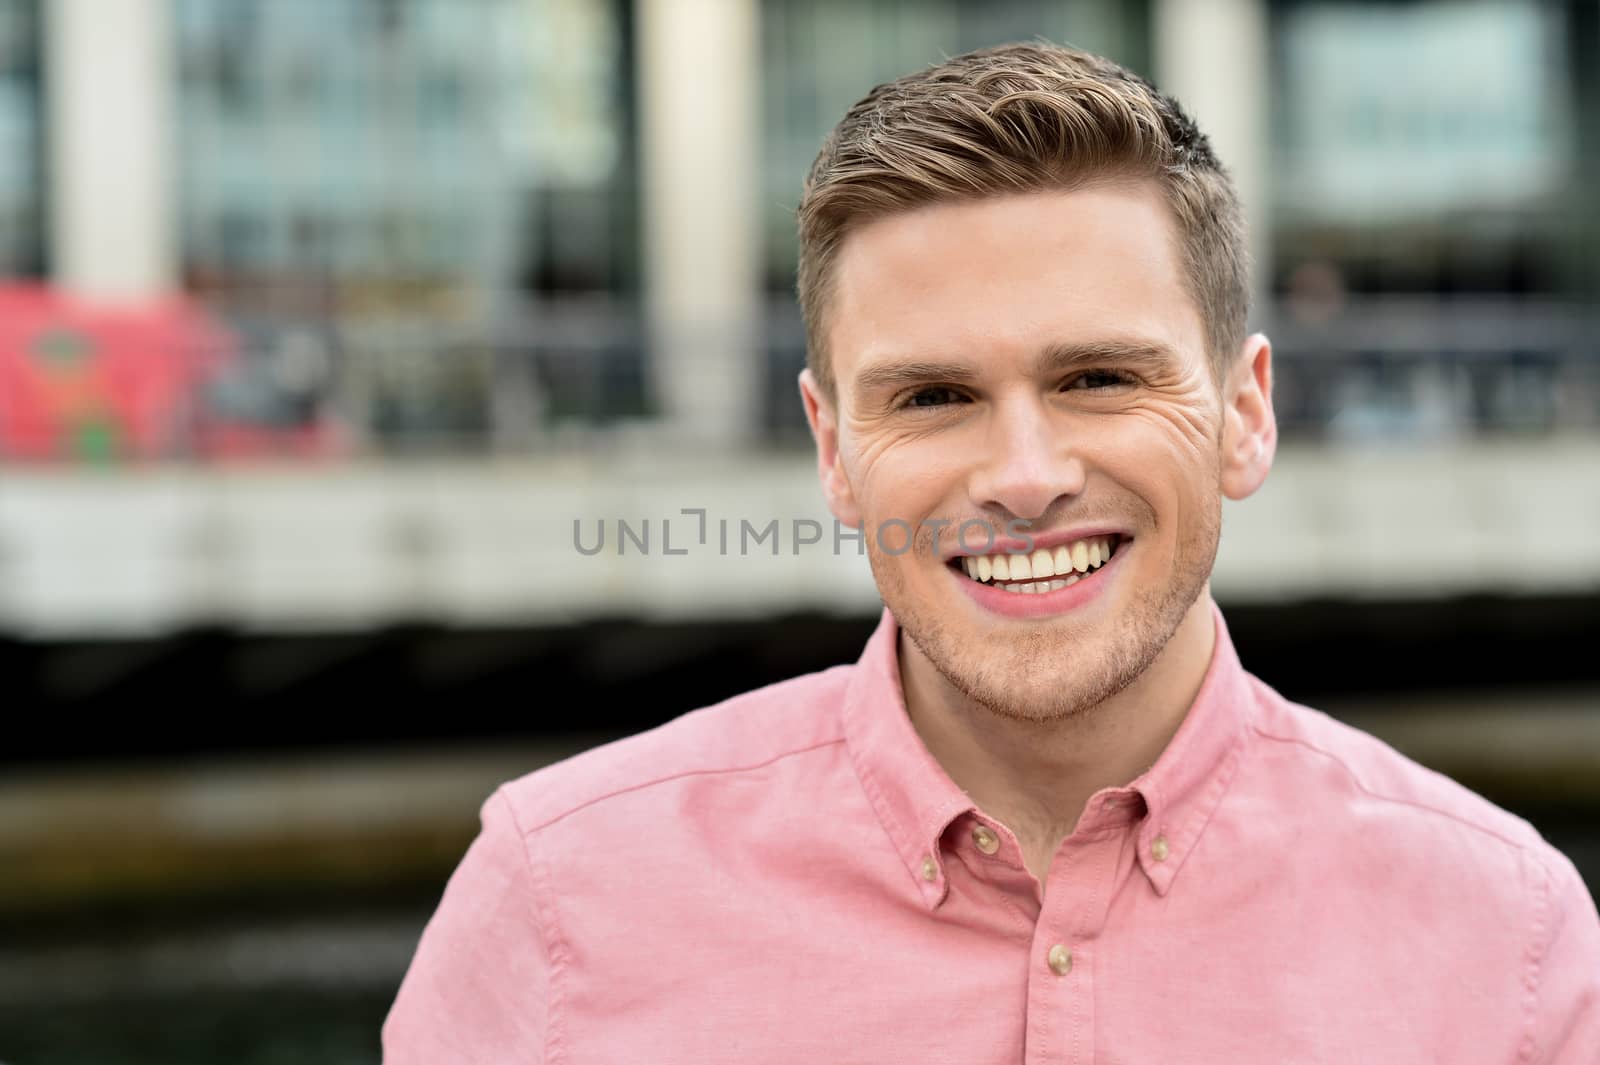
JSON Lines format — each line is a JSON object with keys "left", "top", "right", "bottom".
{"left": 635, "top": 0, "right": 761, "bottom": 444}
{"left": 44, "top": 0, "right": 177, "bottom": 302}
{"left": 1152, "top": 0, "right": 1272, "bottom": 307}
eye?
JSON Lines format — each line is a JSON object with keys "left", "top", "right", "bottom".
{"left": 1062, "top": 369, "right": 1135, "bottom": 391}
{"left": 900, "top": 386, "right": 970, "bottom": 410}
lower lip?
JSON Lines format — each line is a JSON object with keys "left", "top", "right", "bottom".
{"left": 951, "top": 542, "right": 1129, "bottom": 619}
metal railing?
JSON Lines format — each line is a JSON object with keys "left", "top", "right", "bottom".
{"left": 2, "top": 294, "right": 1596, "bottom": 464}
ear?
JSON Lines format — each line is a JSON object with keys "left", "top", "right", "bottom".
{"left": 1219, "top": 333, "right": 1277, "bottom": 501}
{"left": 798, "top": 369, "right": 863, "bottom": 528}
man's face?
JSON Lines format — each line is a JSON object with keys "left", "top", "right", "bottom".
{"left": 802, "top": 182, "right": 1271, "bottom": 722}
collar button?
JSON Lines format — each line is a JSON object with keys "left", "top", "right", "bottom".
{"left": 971, "top": 824, "right": 1000, "bottom": 855}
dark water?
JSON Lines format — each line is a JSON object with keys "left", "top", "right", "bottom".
{"left": 1, "top": 990, "right": 393, "bottom": 1065}
{"left": 0, "top": 908, "right": 422, "bottom": 1065}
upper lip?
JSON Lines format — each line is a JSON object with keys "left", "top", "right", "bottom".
{"left": 942, "top": 525, "right": 1131, "bottom": 561}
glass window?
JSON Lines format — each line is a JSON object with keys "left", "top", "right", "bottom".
{"left": 177, "top": 0, "right": 637, "bottom": 303}
{"left": 173, "top": 0, "right": 638, "bottom": 451}
{"left": 1267, "top": 0, "right": 1598, "bottom": 440}
{"left": 0, "top": 0, "right": 44, "bottom": 278}
{"left": 1270, "top": 0, "right": 1580, "bottom": 295}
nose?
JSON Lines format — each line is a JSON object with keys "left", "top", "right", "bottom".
{"left": 967, "top": 395, "right": 1086, "bottom": 522}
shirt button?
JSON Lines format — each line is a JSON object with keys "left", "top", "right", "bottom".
{"left": 1047, "top": 944, "right": 1073, "bottom": 976}
{"left": 971, "top": 825, "right": 1000, "bottom": 855}
{"left": 1151, "top": 835, "right": 1170, "bottom": 861}
{"left": 920, "top": 855, "right": 938, "bottom": 881}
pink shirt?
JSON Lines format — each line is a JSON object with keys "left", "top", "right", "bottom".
{"left": 383, "top": 600, "right": 1599, "bottom": 1063}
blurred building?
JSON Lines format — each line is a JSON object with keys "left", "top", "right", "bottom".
{"left": 0, "top": 0, "right": 1593, "bottom": 696}
{"left": 0, "top": 0, "right": 1590, "bottom": 455}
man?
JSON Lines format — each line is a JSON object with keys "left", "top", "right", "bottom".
{"left": 384, "top": 42, "right": 1598, "bottom": 1062}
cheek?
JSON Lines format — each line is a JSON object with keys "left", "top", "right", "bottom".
{"left": 1088, "top": 404, "right": 1209, "bottom": 470}
{"left": 1099, "top": 395, "right": 1219, "bottom": 471}
{"left": 1089, "top": 409, "right": 1221, "bottom": 527}
{"left": 846, "top": 433, "right": 968, "bottom": 523}
{"left": 1139, "top": 395, "right": 1219, "bottom": 458}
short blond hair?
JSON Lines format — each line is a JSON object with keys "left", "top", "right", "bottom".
{"left": 797, "top": 41, "right": 1249, "bottom": 394}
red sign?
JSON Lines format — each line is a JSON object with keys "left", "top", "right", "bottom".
{"left": 0, "top": 284, "right": 343, "bottom": 462}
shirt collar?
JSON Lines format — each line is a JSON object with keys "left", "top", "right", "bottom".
{"left": 840, "top": 598, "right": 1256, "bottom": 909}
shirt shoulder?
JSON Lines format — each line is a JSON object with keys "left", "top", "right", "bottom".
{"left": 497, "top": 662, "right": 855, "bottom": 836}
{"left": 1243, "top": 672, "right": 1548, "bottom": 858}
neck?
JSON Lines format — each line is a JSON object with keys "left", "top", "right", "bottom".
{"left": 900, "top": 592, "right": 1218, "bottom": 875}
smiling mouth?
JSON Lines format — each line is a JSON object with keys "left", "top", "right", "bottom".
{"left": 948, "top": 534, "right": 1125, "bottom": 593}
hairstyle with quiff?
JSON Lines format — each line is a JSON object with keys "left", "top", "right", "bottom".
{"left": 797, "top": 40, "right": 1250, "bottom": 396}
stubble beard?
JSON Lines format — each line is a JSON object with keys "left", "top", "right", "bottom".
{"left": 871, "top": 496, "right": 1222, "bottom": 726}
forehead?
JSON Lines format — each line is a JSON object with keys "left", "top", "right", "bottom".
{"left": 827, "top": 183, "right": 1205, "bottom": 382}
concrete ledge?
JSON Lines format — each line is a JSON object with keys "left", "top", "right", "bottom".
{"left": 2, "top": 439, "right": 1598, "bottom": 637}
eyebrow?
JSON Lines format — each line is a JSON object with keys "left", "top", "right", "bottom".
{"left": 851, "top": 337, "right": 1182, "bottom": 396}
{"left": 852, "top": 360, "right": 981, "bottom": 396}
{"left": 1034, "top": 338, "right": 1182, "bottom": 377}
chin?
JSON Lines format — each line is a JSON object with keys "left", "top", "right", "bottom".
{"left": 924, "top": 617, "right": 1146, "bottom": 722}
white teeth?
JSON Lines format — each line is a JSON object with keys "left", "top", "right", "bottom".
{"left": 1064, "top": 573, "right": 1079, "bottom": 585}
{"left": 1047, "top": 579, "right": 1066, "bottom": 591}
{"left": 1003, "top": 582, "right": 1022, "bottom": 593}
{"left": 1030, "top": 548, "right": 1054, "bottom": 579}
{"left": 963, "top": 535, "right": 1119, "bottom": 585}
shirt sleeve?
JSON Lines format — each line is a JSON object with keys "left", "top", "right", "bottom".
{"left": 382, "top": 787, "right": 553, "bottom": 1064}
{"left": 1527, "top": 846, "right": 1600, "bottom": 1064}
